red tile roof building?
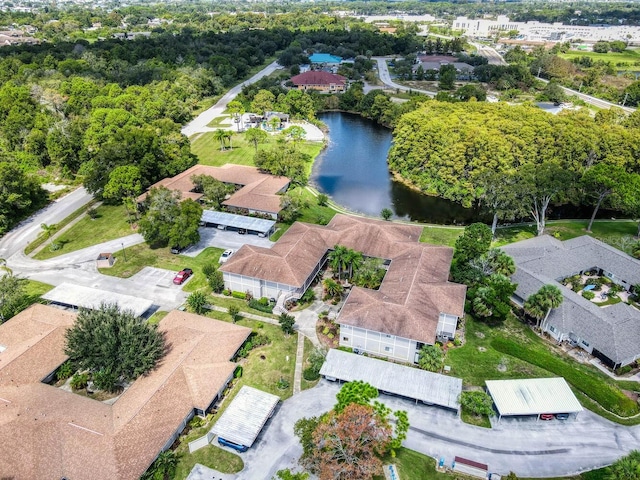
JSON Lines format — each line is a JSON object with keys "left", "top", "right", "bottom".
{"left": 0, "top": 306, "right": 250, "bottom": 480}
{"left": 290, "top": 71, "right": 347, "bottom": 92}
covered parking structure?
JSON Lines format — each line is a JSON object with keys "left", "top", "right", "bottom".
{"left": 320, "top": 349, "right": 462, "bottom": 412}
{"left": 42, "top": 282, "right": 154, "bottom": 318}
{"left": 209, "top": 386, "right": 279, "bottom": 450}
{"left": 486, "top": 378, "right": 583, "bottom": 421}
{"left": 201, "top": 210, "right": 275, "bottom": 237}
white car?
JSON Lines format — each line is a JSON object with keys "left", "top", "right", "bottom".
{"left": 219, "top": 249, "right": 234, "bottom": 263}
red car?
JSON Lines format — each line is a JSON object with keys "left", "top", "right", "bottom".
{"left": 540, "top": 414, "right": 555, "bottom": 421}
{"left": 173, "top": 268, "right": 193, "bottom": 285}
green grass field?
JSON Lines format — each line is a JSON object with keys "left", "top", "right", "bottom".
{"left": 560, "top": 48, "right": 640, "bottom": 67}
{"left": 34, "top": 205, "right": 134, "bottom": 260}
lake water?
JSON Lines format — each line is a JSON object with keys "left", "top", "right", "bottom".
{"left": 311, "top": 112, "right": 487, "bottom": 224}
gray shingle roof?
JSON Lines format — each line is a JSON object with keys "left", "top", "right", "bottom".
{"left": 503, "top": 235, "right": 640, "bottom": 365}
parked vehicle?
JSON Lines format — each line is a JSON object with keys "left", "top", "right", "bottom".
{"left": 555, "top": 413, "right": 570, "bottom": 420}
{"left": 237, "top": 228, "right": 247, "bottom": 235}
{"left": 171, "top": 245, "right": 192, "bottom": 254}
{"left": 219, "top": 249, "right": 234, "bottom": 263}
{"left": 218, "top": 437, "right": 248, "bottom": 452}
{"left": 540, "top": 414, "right": 555, "bottom": 421}
{"left": 173, "top": 268, "right": 193, "bottom": 285}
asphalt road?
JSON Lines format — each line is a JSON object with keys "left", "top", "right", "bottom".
{"left": 470, "top": 42, "right": 508, "bottom": 66}
{"left": 226, "top": 380, "right": 640, "bottom": 479}
{"left": 181, "top": 61, "right": 282, "bottom": 137}
{"left": 0, "top": 187, "right": 93, "bottom": 260}
{"left": 535, "top": 76, "right": 636, "bottom": 113}
{"left": 374, "top": 57, "right": 436, "bottom": 97}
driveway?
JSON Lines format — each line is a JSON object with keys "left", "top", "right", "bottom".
{"left": 210, "top": 380, "right": 639, "bottom": 479}
{"left": 183, "top": 227, "right": 274, "bottom": 257}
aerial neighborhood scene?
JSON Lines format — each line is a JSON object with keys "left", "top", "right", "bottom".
{"left": 2, "top": 1, "right": 640, "bottom": 479}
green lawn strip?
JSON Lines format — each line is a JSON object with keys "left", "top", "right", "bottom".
{"left": 571, "top": 388, "right": 640, "bottom": 426}
{"left": 206, "top": 114, "right": 232, "bottom": 128}
{"left": 374, "top": 448, "right": 471, "bottom": 480}
{"left": 99, "top": 245, "right": 223, "bottom": 290}
{"left": 24, "top": 199, "right": 98, "bottom": 255}
{"left": 595, "top": 295, "right": 622, "bottom": 307}
{"left": 174, "top": 444, "right": 243, "bottom": 479}
{"left": 207, "top": 294, "right": 278, "bottom": 320}
{"left": 559, "top": 49, "right": 640, "bottom": 66}
{"left": 460, "top": 406, "right": 491, "bottom": 428}
{"left": 446, "top": 316, "right": 554, "bottom": 386}
{"left": 147, "top": 310, "right": 169, "bottom": 325}
{"left": 492, "top": 224, "right": 537, "bottom": 247}
{"left": 491, "top": 336, "right": 638, "bottom": 417}
{"left": 420, "top": 226, "right": 463, "bottom": 246}
{"left": 300, "top": 336, "right": 320, "bottom": 391}
{"left": 24, "top": 280, "right": 54, "bottom": 299}
{"left": 34, "top": 204, "right": 133, "bottom": 260}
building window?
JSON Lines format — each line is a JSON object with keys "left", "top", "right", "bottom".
{"left": 342, "top": 337, "right": 349, "bottom": 342}
{"left": 581, "top": 340, "right": 590, "bottom": 347}
{"left": 385, "top": 334, "right": 393, "bottom": 339}
{"left": 384, "top": 346, "right": 393, "bottom": 353}
{"left": 549, "top": 325, "right": 556, "bottom": 333}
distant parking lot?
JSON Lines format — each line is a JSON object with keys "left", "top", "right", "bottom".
{"left": 183, "top": 226, "right": 274, "bottom": 257}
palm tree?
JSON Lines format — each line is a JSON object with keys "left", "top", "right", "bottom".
{"left": 344, "top": 249, "right": 364, "bottom": 280}
{"left": 488, "top": 249, "right": 516, "bottom": 276}
{"left": 524, "top": 294, "right": 546, "bottom": 328}
{"left": 328, "top": 245, "right": 348, "bottom": 280}
{"left": 40, "top": 223, "right": 57, "bottom": 239}
{"left": 323, "top": 278, "right": 344, "bottom": 299}
{"left": 213, "top": 129, "right": 227, "bottom": 151}
{"left": 537, "top": 284, "right": 563, "bottom": 331}
{"left": 224, "top": 130, "right": 233, "bottom": 150}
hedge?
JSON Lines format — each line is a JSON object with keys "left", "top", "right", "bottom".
{"left": 492, "top": 337, "right": 639, "bottom": 417}
{"left": 248, "top": 299, "right": 274, "bottom": 314}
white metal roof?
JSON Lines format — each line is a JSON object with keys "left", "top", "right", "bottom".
{"left": 210, "top": 386, "right": 279, "bottom": 447}
{"left": 42, "top": 283, "right": 154, "bottom": 318}
{"left": 486, "top": 378, "right": 583, "bottom": 416}
{"left": 201, "top": 210, "right": 275, "bottom": 233}
{"left": 319, "top": 349, "right": 462, "bottom": 411}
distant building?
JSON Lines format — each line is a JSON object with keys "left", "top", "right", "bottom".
{"left": 291, "top": 71, "right": 347, "bottom": 93}
{"left": 308, "top": 53, "right": 343, "bottom": 65}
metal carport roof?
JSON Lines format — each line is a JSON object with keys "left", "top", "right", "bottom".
{"left": 201, "top": 210, "right": 275, "bottom": 234}
{"left": 320, "top": 349, "right": 462, "bottom": 411}
{"left": 210, "top": 386, "right": 279, "bottom": 447}
{"left": 486, "top": 378, "right": 583, "bottom": 417}
{"left": 42, "top": 283, "right": 154, "bottom": 318}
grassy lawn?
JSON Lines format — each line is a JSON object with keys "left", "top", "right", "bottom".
{"left": 420, "top": 226, "right": 463, "bottom": 247}
{"left": 301, "top": 337, "right": 321, "bottom": 391}
{"left": 460, "top": 406, "right": 491, "bottom": 428}
{"left": 174, "top": 444, "right": 243, "bottom": 480}
{"left": 23, "top": 280, "right": 54, "bottom": 300}
{"left": 494, "top": 220, "right": 638, "bottom": 252}
{"left": 560, "top": 48, "right": 640, "bottom": 66}
{"left": 24, "top": 200, "right": 98, "bottom": 255}
{"left": 34, "top": 204, "right": 134, "bottom": 260}
{"left": 147, "top": 310, "right": 169, "bottom": 325}
{"left": 206, "top": 114, "right": 232, "bottom": 128}
{"left": 99, "top": 244, "right": 224, "bottom": 293}
{"left": 270, "top": 187, "right": 338, "bottom": 241}
{"left": 447, "top": 315, "right": 640, "bottom": 422}
{"left": 207, "top": 293, "right": 278, "bottom": 319}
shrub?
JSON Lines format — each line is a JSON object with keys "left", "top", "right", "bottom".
{"left": 70, "top": 372, "right": 89, "bottom": 390}
{"left": 303, "top": 367, "right": 321, "bottom": 381}
{"left": 301, "top": 289, "right": 316, "bottom": 303}
{"left": 615, "top": 365, "right": 633, "bottom": 376}
{"left": 234, "top": 366, "right": 243, "bottom": 378}
{"left": 87, "top": 208, "right": 99, "bottom": 219}
{"left": 258, "top": 297, "right": 270, "bottom": 306}
{"left": 460, "top": 391, "right": 494, "bottom": 417}
{"left": 189, "top": 416, "right": 206, "bottom": 429}
{"left": 228, "top": 305, "right": 240, "bottom": 322}
{"left": 582, "top": 290, "right": 595, "bottom": 300}
{"left": 223, "top": 289, "right": 231, "bottom": 296}
{"left": 279, "top": 312, "right": 295, "bottom": 335}
{"left": 202, "top": 263, "right": 217, "bottom": 278}
{"left": 276, "top": 377, "right": 290, "bottom": 390}
{"left": 248, "top": 298, "right": 274, "bottom": 313}
{"left": 317, "top": 193, "right": 328, "bottom": 206}
{"left": 492, "top": 337, "right": 638, "bottom": 416}
{"left": 56, "top": 361, "right": 74, "bottom": 381}
{"left": 92, "top": 369, "right": 119, "bottom": 392}
{"left": 245, "top": 290, "right": 254, "bottom": 301}
{"left": 231, "top": 290, "right": 246, "bottom": 299}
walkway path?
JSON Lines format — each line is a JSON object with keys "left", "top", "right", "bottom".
{"left": 292, "top": 333, "right": 305, "bottom": 395}
{"left": 181, "top": 61, "right": 281, "bottom": 137}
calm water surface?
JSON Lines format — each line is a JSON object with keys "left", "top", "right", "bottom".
{"left": 311, "top": 112, "right": 485, "bottom": 224}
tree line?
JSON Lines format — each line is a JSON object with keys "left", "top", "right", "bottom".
{"left": 388, "top": 101, "right": 640, "bottom": 235}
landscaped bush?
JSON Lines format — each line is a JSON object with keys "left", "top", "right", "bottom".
{"left": 56, "top": 361, "right": 74, "bottom": 381}
{"left": 582, "top": 290, "right": 595, "bottom": 300}
{"left": 300, "top": 288, "right": 316, "bottom": 303}
{"left": 248, "top": 298, "right": 274, "bottom": 313}
{"left": 492, "top": 337, "right": 639, "bottom": 417}
{"left": 460, "top": 391, "right": 494, "bottom": 417}
{"left": 303, "top": 367, "right": 321, "bottom": 381}
{"left": 235, "top": 332, "right": 271, "bottom": 358}
{"left": 231, "top": 290, "right": 247, "bottom": 299}
{"left": 615, "top": 365, "right": 633, "bottom": 376}
{"left": 70, "top": 372, "right": 89, "bottom": 391}
{"left": 92, "top": 369, "right": 119, "bottom": 392}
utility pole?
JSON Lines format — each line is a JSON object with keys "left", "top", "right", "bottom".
{"left": 121, "top": 242, "right": 127, "bottom": 262}
{"left": 622, "top": 92, "right": 629, "bottom": 107}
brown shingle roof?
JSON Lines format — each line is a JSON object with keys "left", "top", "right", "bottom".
{"left": 137, "top": 164, "right": 290, "bottom": 215}
{"left": 0, "top": 306, "right": 250, "bottom": 480}
{"left": 291, "top": 71, "right": 347, "bottom": 87}
{"left": 221, "top": 215, "right": 466, "bottom": 343}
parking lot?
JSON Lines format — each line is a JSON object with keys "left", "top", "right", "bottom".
{"left": 183, "top": 227, "right": 274, "bottom": 257}
{"left": 132, "top": 267, "right": 185, "bottom": 288}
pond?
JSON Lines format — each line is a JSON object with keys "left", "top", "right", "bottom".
{"left": 311, "top": 112, "right": 623, "bottom": 225}
{"left": 311, "top": 112, "right": 487, "bottom": 224}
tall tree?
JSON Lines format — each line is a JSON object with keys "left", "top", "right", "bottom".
{"left": 102, "top": 165, "right": 142, "bottom": 223}
{"left": 245, "top": 127, "right": 268, "bottom": 153}
{"left": 477, "top": 170, "right": 523, "bottom": 237}
{"left": 515, "top": 162, "right": 575, "bottom": 236}
{"left": 169, "top": 199, "right": 202, "bottom": 249}
{"left": 526, "top": 284, "right": 564, "bottom": 330}
{"left": 226, "top": 100, "right": 245, "bottom": 132}
{"left": 139, "top": 187, "right": 180, "bottom": 247}
{"left": 329, "top": 245, "right": 349, "bottom": 280}
{"left": 581, "top": 163, "right": 632, "bottom": 232}
{"left": 64, "top": 303, "right": 165, "bottom": 391}
{"left": 0, "top": 272, "right": 29, "bottom": 323}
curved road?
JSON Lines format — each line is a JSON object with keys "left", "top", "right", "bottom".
{"left": 374, "top": 57, "right": 436, "bottom": 97}
{"left": 181, "top": 61, "right": 282, "bottom": 138}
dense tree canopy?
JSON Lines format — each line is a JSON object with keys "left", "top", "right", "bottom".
{"left": 64, "top": 303, "right": 165, "bottom": 391}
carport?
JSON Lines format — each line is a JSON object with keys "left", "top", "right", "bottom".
{"left": 486, "top": 378, "right": 583, "bottom": 421}
{"left": 201, "top": 210, "right": 275, "bottom": 237}
{"left": 320, "top": 349, "right": 462, "bottom": 412}
{"left": 42, "top": 282, "right": 154, "bottom": 318}
{"left": 210, "top": 386, "right": 279, "bottom": 449}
